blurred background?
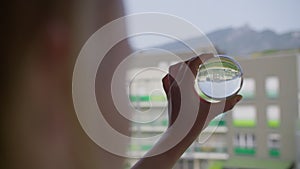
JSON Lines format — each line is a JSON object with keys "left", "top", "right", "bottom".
{"left": 2, "top": 0, "right": 300, "bottom": 169}
{"left": 125, "top": 1, "right": 300, "bottom": 169}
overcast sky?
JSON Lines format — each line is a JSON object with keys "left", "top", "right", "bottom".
{"left": 124, "top": 0, "right": 300, "bottom": 33}
{"left": 124, "top": 0, "right": 300, "bottom": 48}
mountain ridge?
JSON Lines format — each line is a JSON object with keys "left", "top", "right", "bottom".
{"left": 148, "top": 25, "right": 300, "bottom": 57}
{"left": 206, "top": 25, "right": 300, "bottom": 56}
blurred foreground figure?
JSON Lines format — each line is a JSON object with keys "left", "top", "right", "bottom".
{"left": 2, "top": 0, "right": 131, "bottom": 169}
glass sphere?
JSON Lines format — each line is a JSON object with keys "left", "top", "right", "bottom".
{"left": 195, "top": 55, "right": 243, "bottom": 102}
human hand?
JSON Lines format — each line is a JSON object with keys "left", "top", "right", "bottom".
{"left": 162, "top": 54, "right": 242, "bottom": 132}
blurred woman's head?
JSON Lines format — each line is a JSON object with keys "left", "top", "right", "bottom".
{"left": 2, "top": 1, "right": 130, "bottom": 169}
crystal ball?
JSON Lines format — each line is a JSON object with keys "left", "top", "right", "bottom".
{"left": 195, "top": 55, "right": 243, "bottom": 102}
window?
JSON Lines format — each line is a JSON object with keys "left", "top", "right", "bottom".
{"left": 232, "top": 106, "right": 257, "bottom": 127}
{"left": 234, "top": 133, "right": 256, "bottom": 155}
{"left": 239, "top": 78, "right": 256, "bottom": 99}
{"left": 268, "top": 133, "right": 280, "bottom": 157}
{"left": 265, "top": 76, "right": 280, "bottom": 99}
{"left": 266, "top": 105, "right": 281, "bottom": 128}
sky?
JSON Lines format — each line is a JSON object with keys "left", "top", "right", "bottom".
{"left": 124, "top": 0, "right": 300, "bottom": 33}
{"left": 124, "top": 0, "right": 300, "bottom": 48}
